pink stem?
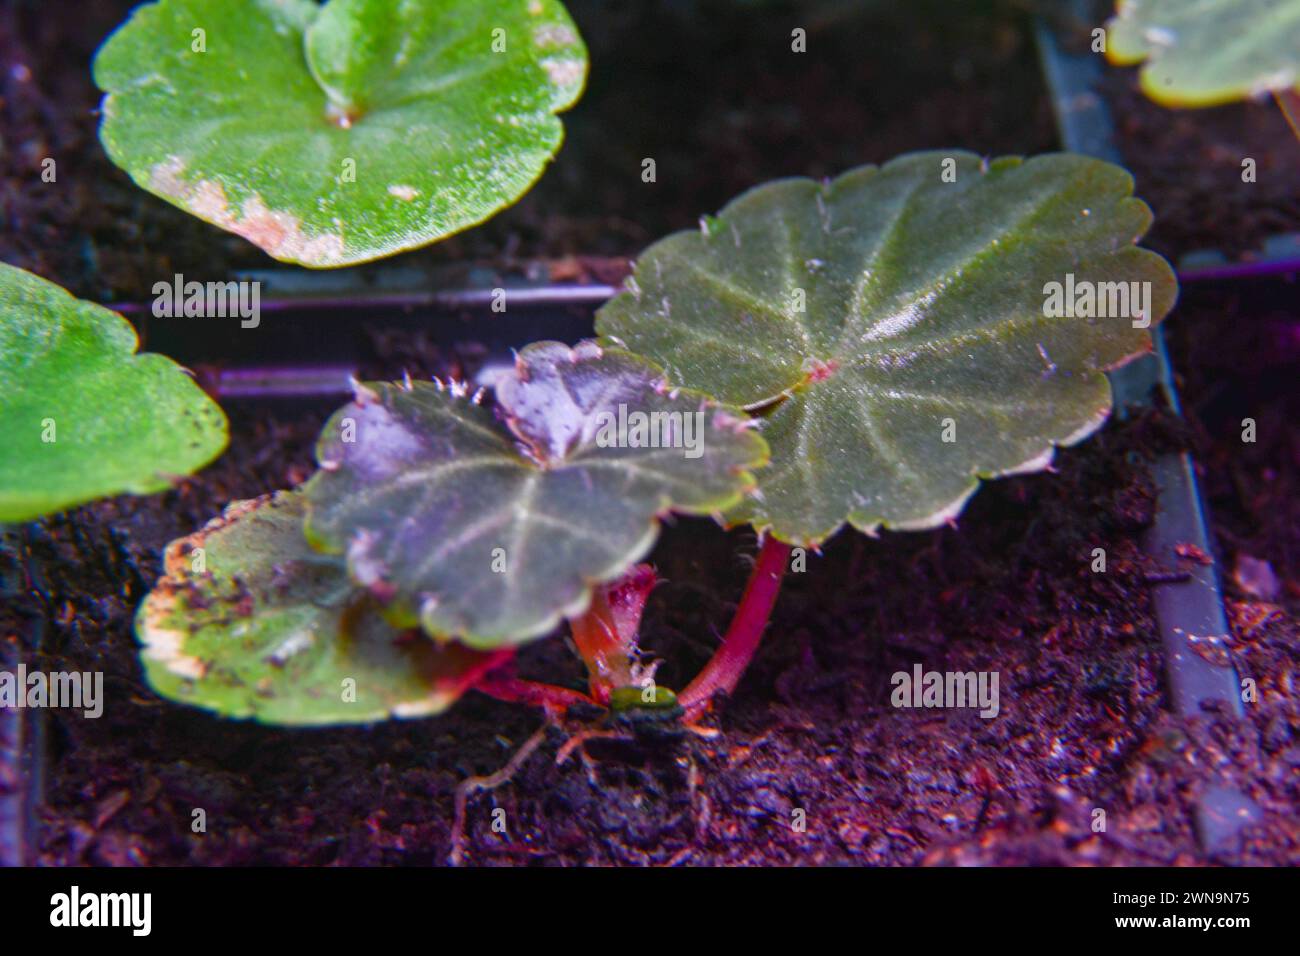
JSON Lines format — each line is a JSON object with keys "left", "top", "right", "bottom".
{"left": 1275, "top": 89, "right": 1300, "bottom": 143}
{"left": 679, "top": 536, "right": 792, "bottom": 716}
{"left": 474, "top": 672, "right": 597, "bottom": 716}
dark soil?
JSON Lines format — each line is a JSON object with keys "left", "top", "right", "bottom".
{"left": 1159, "top": 284, "right": 1300, "bottom": 873}
{"left": 1164, "top": 285, "right": 1300, "bottom": 595}
{"left": 1, "top": 0, "right": 1056, "bottom": 301}
{"left": 1064, "top": 1, "right": 1300, "bottom": 261}
{"left": 1102, "top": 72, "right": 1300, "bottom": 262}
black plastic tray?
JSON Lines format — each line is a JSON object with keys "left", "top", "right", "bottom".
{"left": 1037, "top": 2, "right": 1269, "bottom": 855}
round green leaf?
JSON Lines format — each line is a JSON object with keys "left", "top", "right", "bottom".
{"left": 137, "top": 491, "right": 506, "bottom": 724}
{"left": 1106, "top": 0, "right": 1300, "bottom": 107}
{"left": 0, "top": 263, "right": 228, "bottom": 523}
{"left": 596, "top": 152, "right": 1178, "bottom": 546}
{"left": 93, "top": 0, "right": 588, "bottom": 267}
{"left": 303, "top": 341, "right": 769, "bottom": 648}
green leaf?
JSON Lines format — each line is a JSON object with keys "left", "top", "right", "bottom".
{"left": 137, "top": 491, "right": 507, "bottom": 724}
{"left": 1106, "top": 0, "right": 1300, "bottom": 107}
{"left": 596, "top": 152, "right": 1177, "bottom": 546}
{"left": 93, "top": 0, "right": 587, "bottom": 267}
{"left": 303, "top": 341, "right": 768, "bottom": 648}
{"left": 0, "top": 263, "right": 228, "bottom": 523}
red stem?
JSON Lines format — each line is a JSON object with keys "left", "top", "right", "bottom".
{"left": 568, "top": 564, "right": 656, "bottom": 705}
{"left": 1275, "top": 89, "right": 1300, "bottom": 143}
{"left": 679, "top": 536, "right": 792, "bottom": 715}
{"left": 474, "top": 672, "right": 597, "bottom": 716}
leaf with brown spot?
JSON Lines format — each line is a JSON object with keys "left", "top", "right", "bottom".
{"left": 137, "top": 491, "right": 507, "bottom": 724}
{"left": 94, "top": 0, "right": 588, "bottom": 266}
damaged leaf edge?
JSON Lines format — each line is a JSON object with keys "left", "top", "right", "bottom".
{"left": 300, "top": 344, "right": 770, "bottom": 648}
{"left": 135, "top": 491, "right": 505, "bottom": 724}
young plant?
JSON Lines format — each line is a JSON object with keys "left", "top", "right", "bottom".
{"left": 598, "top": 150, "right": 1177, "bottom": 707}
{"left": 93, "top": 0, "right": 588, "bottom": 267}
{"left": 0, "top": 263, "right": 228, "bottom": 523}
{"left": 1105, "top": 0, "right": 1300, "bottom": 130}
{"left": 137, "top": 342, "right": 766, "bottom": 722}
{"left": 138, "top": 152, "right": 1177, "bottom": 730}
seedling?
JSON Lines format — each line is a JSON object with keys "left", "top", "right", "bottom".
{"left": 93, "top": 0, "right": 588, "bottom": 267}
{"left": 1105, "top": 0, "right": 1300, "bottom": 131}
{"left": 598, "top": 151, "right": 1177, "bottom": 704}
{"left": 0, "top": 263, "right": 228, "bottom": 522}
{"left": 138, "top": 152, "right": 1176, "bottom": 732}
{"left": 137, "top": 341, "right": 766, "bottom": 721}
